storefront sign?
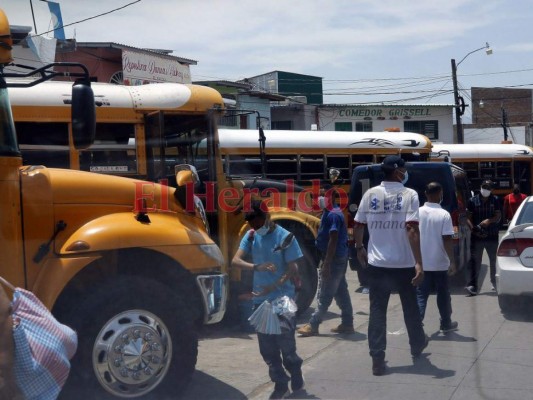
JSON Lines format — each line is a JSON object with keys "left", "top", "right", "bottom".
{"left": 338, "top": 107, "right": 433, "bottom": 118}
{"left": 122, "top": 50, "right": 191, "bottom": 85}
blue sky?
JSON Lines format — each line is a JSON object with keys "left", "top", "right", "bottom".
{"left": 3, "top": 0, "right": 533, "bottom": 122}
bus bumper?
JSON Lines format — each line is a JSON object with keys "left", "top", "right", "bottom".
{"left": 196, "top": 274, "right": 229, "bottom": 324}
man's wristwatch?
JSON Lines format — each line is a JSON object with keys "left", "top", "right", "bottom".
{"left": 253, "top": 264, "right": 259, "bottom": 271}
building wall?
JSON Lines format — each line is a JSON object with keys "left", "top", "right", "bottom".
{"left": 271, "top": 104, "right": 317, "bottom": 130}
{"left": 471, "top": 87, "right": 533, "bottom": 126}
{"left": 57, "top": 47, "right": 122, "bottom": 83}
{"left": 247, "top": 71, "right": 323, "bottom": 105}
{"left": 276, "top": 71, "right": 323, "bottom": 105}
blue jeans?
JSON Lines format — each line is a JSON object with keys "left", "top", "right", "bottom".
{"left": 367, "top": 265, "right": 426, "bottom": 360}
{"left": 416, "top": 270, "right": 452, "bottom": 326}
{"left": 309, "top": 256, "right": 353, "bottom": 328}
{"left": 257, "top": 315, "right": 302, "bottom": 386}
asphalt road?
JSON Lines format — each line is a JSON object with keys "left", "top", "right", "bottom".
{"left": 181, "top": 253, "right": 533, "bottom": 400}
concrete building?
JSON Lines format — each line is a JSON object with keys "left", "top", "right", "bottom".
{"left": 271, "top": 103, "right": 455, "bottom": 143}
{"left": 245, "top": 71, "right": 323, "bottom": 105}
{"left": 56, "top": 42, "right": 196, "bottom": 85}
{"left": 194, "top": 80, "right": 285, "bottom": 130}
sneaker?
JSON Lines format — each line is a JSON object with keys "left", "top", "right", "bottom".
{"left": 465, "top": 286, "right": 477, "bottom": 296}
{"left": 491, "top": 284, "right": 496, "bottom": 291}
{"left": 411, "top": 334, "right": 429, "bottom": 358}
{"left": 269, "top": 383, "right": 289, "bottom": 400}
{"left": 440, "top": 321, "right": 459, "bottom": 333}
{"left": 291, "top": 370, "right": 305, "bottom": 392}
{"left": 362, "top": 287, "right": 370, "bottom": 294}
{"left": 297, "top": 324, "right": 318, "bottom": 337}
{"left": 330, "top": 324, "right": 355, "bottom": 334}
{"left": 372, "top": 357, "right": 386, "bottom": 376}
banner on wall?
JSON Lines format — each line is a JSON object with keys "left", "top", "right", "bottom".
{"left": 122, "top": 50, "right": 191, "bottom": 85}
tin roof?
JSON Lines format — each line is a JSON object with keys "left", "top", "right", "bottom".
{"left": 75, "top": 42, "right": 197, "bottom": 65}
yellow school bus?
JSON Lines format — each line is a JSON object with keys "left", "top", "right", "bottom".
{"left": 431, "top": 143, "right": 533, "bottom": 196}
{"left": 0, "top": 9, "right": 227, "bottom": 399}
{"left": 9, "top": 80, "right": 324, "bottom": 316}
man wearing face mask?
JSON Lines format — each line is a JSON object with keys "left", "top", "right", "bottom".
{"left": 353, "top": 155, "right": 427, "bottom": 376}
{"left": 503, "top": 184, "right": 526, "bottom": 224}
{"left": 466, "top": 180, "right": 502, "bottom": 295}
{"left": 232, "top": 200, "right": 304, "bottom": 399}
{"left": 297, "top": 187, "right": 354, "bottom": 337}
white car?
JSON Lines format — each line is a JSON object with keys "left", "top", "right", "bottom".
{"left": 496, "top": 195, "right": 533, "bottom": 313}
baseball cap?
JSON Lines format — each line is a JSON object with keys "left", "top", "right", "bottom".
{"left": 481, "top": 180, "right": 493, "bottom": 189}
{"left": 381, "top": 155, "right": 406, "bottom": 171}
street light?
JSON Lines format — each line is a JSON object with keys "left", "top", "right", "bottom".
{"left": 451, "top": 42, "right": 493, "bottom": 143}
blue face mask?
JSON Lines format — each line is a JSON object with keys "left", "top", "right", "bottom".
{"left": 255, "top": 222, "right": 270, "bottom": 236}
{"left": 398, "top": 170, "right": 409, "bottom": 185}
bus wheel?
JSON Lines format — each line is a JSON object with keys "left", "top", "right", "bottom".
{"left": 61, "top": 277, "right": 198, "bottom": 399}
{"left": 295, "top": 247, "right": 318, "bottom": 315}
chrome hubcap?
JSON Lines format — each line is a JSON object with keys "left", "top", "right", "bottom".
{"left": 93, "top": 310, "right": 171, "bottom": 398}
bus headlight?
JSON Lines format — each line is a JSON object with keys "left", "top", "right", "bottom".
{"left": 194, "top": 195, "right": 209, "bottom": 234}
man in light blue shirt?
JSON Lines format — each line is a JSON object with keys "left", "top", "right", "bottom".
{"left": 232, "top": 200, "right": 304, "bottom": 399}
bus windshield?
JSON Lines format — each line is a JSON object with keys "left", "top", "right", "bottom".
{"left": 145, "top": 113, "right": 212, "bottom": 184}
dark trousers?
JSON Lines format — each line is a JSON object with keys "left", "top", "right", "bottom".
{"left": 416, "top": 270, "right": 452, "bottom": 326}
{"left": 349, "top": 251, "right": 369, "bottom": 287}
{"left": 468, "top": 238, "right": 498, "bottom": 290}
{"left": 257, "top": 316, "right": 302, "bottom": 386}
{"left": 367, "top": 265, "right": 426, "bottom": 360}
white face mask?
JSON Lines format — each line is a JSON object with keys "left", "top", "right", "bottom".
{"left": 255, "top": 221, "right": 270, "bottom": 236}
{"left": 398, "top": 170, "right": 409, "bottom": 185}
{"left": 480, "top": 188, "right": 491, "bottom": 198}
{"left": 318, "top": 196, "right": 327, "bottom": 210}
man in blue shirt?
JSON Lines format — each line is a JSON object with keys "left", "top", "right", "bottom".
{"left": 232, "top": 200, "right": 304, "bottom": 399}
{"left": 298, "top": 187, "right": 354, "bottom": 336}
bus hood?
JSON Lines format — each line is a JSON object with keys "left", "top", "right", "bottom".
{"left": 23, "top": 166, "right": 177, "bottom": 210}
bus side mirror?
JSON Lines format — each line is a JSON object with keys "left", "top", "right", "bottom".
{"left": 175, "top": 164, "right": 199, "bottom": 187}
{"left": 71, "top": 81, "right": 95, "bottom": 150}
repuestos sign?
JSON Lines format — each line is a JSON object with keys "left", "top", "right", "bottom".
{"left": 122, "top": 50, "right": 191, "bottom": 85}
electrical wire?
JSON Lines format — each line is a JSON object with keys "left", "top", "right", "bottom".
{"left": 34, "top": 0, "right": 142, "bottom": 37}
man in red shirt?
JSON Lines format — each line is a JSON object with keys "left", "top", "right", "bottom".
{"left": 503, "top": 184, "right": 527, "bottom": 223}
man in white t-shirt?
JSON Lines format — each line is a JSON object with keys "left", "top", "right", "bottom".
{"left": 416, "top": 182, "right": 459, "bottom": 333}
{"left": 353, "top": 155, "right": 428, "bottom": 376}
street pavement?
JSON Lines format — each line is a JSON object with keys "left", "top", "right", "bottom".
{"left": 181, "top": 256, "right": 533, "bottom": 400}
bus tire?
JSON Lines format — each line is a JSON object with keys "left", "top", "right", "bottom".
{"left": 61, "top": 276, "right": 198, "bottom": 399}
{"left": 295, "top": 247, "right": 318, "bottom": 315}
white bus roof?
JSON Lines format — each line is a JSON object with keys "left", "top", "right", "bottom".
{"left": 432, "top": 143, "right": 533, "bottom": 160}
{"left": 8, "top": 81, "right": 223, "bottom": 111}
{"left": 218, "top": 129, "right": 431, "bottom": 151}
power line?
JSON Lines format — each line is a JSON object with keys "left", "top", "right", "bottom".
{"left": 34, "top": 0, "right": 142, "bottom": 37}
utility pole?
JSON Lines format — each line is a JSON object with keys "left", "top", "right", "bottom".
{"left": 501, "top": 107, "right": 509, "bottom": 142}
{"left": 451, "top": 58, "right": 463, "bottom": 144}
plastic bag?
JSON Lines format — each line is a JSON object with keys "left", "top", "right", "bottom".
{"left": 0, "top": 276, "right": 77, "bottom": 400}
{"left": 248, "top": 300, "right": 281, "bottom": 334}
{"left": 248, "top": 296, "right": 298, "bottom": 335}
{"left": 271, "top": 295, "right": 298, "bottom": 318}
